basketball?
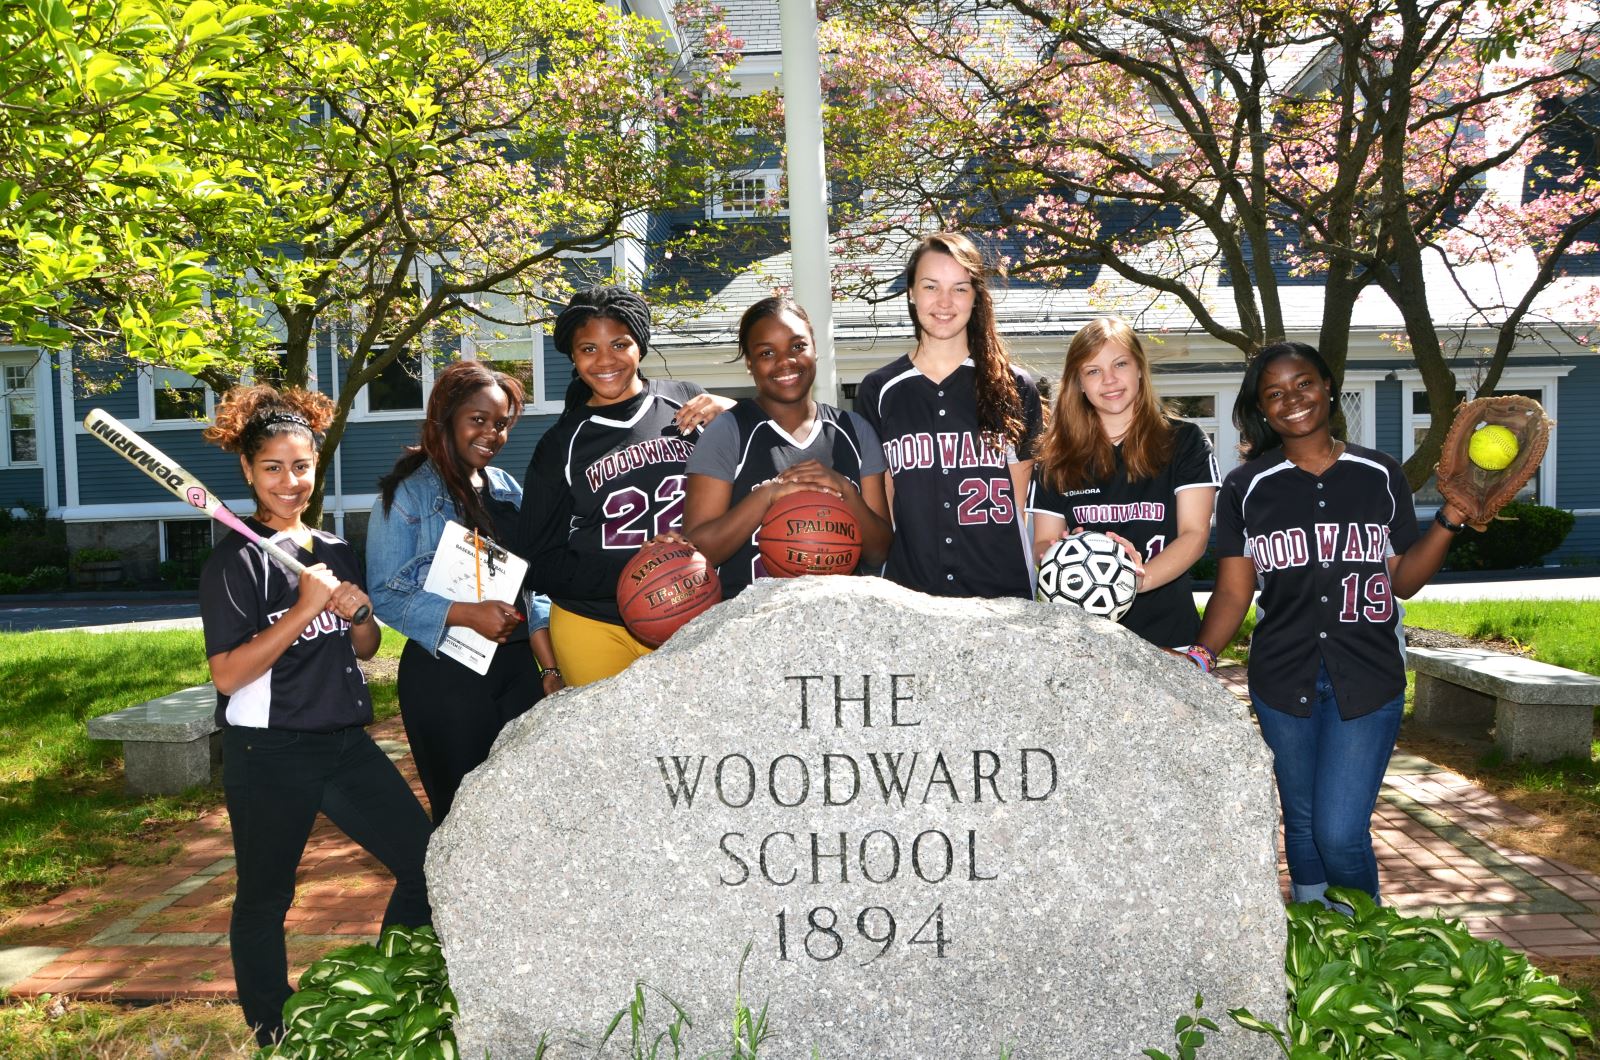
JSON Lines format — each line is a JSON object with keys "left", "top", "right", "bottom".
{"left": 758, "top": 490, "right": 862, "bottom": 577}
{"left": 1036, "top": 531, "right": 1139, "bottom": 622}
{"left": 616, "top": 540, "right": 722, "bottom": 647}
{"left": 1469, "top": 423, "right": 1519, "bottom": 471}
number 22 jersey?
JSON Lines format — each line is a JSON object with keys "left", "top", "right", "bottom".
{"left": 521, "top": 378, "right": 703, "bottom": 625}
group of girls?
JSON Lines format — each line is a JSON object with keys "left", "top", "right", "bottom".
{"left": 197, "top": 229, "right": 1469, "bottom": 1045}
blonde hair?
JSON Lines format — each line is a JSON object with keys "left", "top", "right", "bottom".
{"left": 1036, "top": 317, "right": 1173, "bottom": 491}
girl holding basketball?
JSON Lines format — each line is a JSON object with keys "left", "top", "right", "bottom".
{"left": 198, "top": 385, "right": 431, "bottom": 1047}
{"left": 1027, "top": 317, "right": 1220, "bottom": 647}
{"left": 1186, "top": 341, "right": 1466, "bottom": 905}
{"left": 520, "top": 285, "right": 733, "bottom": 685}
{"left": 853, "top": 232, "right": 1043, "bottom": 598}
{"left": 683, "top": 296, "right": 892, "bottom": 594}
{"left": 367, "top": 360, "right": 558, "bottom": 825}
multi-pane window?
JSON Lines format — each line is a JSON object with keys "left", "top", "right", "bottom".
{"left": 163, "top": 520, "right": 213, "bottom": 566}
{"left": 711, "top": 170, "right": 786, "bottom": 218}
{"left": 366, "top": 347, "right": 425, "bottom": 412}
{"left": 1166, "top": 394, "right": 1219, "bottom": 457}
{"left": 3, "top": 359, "right": 37, "bottom": 463}
{"left": 466, "top": 292, "right": 541, "bottom": 405}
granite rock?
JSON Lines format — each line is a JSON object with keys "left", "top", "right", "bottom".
{"left": 428, "top": 577, "right": 1287, "bottom": 1058}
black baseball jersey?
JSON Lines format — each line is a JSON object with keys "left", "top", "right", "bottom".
{"left": 199, "top": 521, "right": 372, "bottom": 731}
{"left": 1215, "top": 443, "right": 1421, "bottom": 719}
{"left": 685, "top": 399, "right": 887, "bottom": 596}
{"left": 521, "top": 377, "right": 704, "bottom": 624}
{"left": 1027, "top": 419, "right": 1220, "bottom": 647}
{"left": 855, "top": 355, "right": 1043, "bottom": 598}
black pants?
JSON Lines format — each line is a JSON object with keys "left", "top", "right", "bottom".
{"left": 223, "top": 724, "right": 433, "bottom": 1047}
{"left": 398, "top": 637, "right": 541, "bottom": 824}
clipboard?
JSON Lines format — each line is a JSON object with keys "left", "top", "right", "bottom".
{"left": 421, "top": 520, "right": 528, "bottom": 675}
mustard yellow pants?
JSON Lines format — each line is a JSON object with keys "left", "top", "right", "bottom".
{"left": 549, "top": 604, "right": 654, "bottom": 687}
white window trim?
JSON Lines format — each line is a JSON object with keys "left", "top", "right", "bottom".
{"left": 462, "top": 311, "right": 562, "bottom": 417}
{"left": 350, "top": 342, "right": 434, "bottom": 421}
{"left": 0, "top": 348, "right": 45, "bottom": 470}
{"left": 134, "top": 365, "right": 215, "bottom": 428}
{"left": 1155, "top": 370, "right": 1379, "bottom": 468}
{"left": 708, "top": 168, "right": 787, "bottom": 219}
{"left": 158, "top": 517, "right": 215, "bottom": 563}
{"left": 1395, "top": 366, "right": 1572, "bottom": 508}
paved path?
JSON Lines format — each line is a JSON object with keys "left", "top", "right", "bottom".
{"left": 6, "top": 676, "right": 1600, "bottom": 1004}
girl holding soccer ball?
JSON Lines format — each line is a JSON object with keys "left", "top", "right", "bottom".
{"left": 1027, "top": 317, "right": 1220, "bottom": 647}
{"left": 1187, "top": 341, "right": 1468, "bottom": 906}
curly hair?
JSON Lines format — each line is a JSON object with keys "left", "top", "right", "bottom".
{"left": 204, "top": 385, "right": 335, "bottom": 460}
{"left": 1036, "top": 317, "right": 1174, "bottom": 492}
{"left": 1234, "top": 341, "right": 1342, "bottom": 461}
{"left": 905, "top": 232, "right": 1026, "bottom": 449}
{"left": 377, "top": 360, "right": 524, "bottom": 537}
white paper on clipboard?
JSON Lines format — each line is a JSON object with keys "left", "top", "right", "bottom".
{"left": 421, "top": 520, "right": 528, "bottom": 675}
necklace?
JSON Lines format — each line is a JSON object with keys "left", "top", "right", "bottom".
{"left": 1301, "top": 440, "right": 1344, "bottom": 476}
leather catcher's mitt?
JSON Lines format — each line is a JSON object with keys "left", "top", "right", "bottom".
{"left": 1435, "top": 394, "right": 1552, "bottom": 532}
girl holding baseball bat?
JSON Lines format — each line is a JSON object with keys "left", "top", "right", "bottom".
{"left": 367, "top": 360, "right": 558, "bottom": 824}
{"left": 198, "top": 385, "right": 432, "bottom": 1048}
{"left": 1185, "top": 341, "right": 1466, "bottom": 906}
{"left": 682, "top": 296, "right": 892, "bottom": 595}
{"left": 1027, "top": 317, "right": 1221, "bottom": 647}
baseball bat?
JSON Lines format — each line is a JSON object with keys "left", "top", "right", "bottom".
{"left": 82, "top": 408, "right": 371, "bottom": 624}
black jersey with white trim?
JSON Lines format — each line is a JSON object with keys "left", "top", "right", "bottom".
{"left": 522, "top": 377, "right": 704, "bottom": 624}
{"left": 1215, "top": 443, "right": 1421, "bottom": 720}
{"left": 685, "top": 399, "right": 884, "bottom": 597}
{"left": 199, "top": 520, "right": 372, "bottom": 732}
{"left": 855, "top": 354, "right": 1043, "bottom": 599}
{"left": 1027, "top": 418, "right": 1220, "bottom": 647}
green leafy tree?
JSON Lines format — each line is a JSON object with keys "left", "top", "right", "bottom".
{"left": 0, "top": 0, "right": 273, "bottom": 357}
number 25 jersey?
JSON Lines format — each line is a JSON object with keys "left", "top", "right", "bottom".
{"left": 521, "top": 378, "right": 703, "bottom": 625}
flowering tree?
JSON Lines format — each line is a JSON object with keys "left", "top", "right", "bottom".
{"left": 822, "top": 0, "right": 1600, "bottom": 484}
{"left": 117, "top": 0, "right": 754, "bottom": 522}
{"left": 0, "top": 0, "right": 273, "bottom": 358}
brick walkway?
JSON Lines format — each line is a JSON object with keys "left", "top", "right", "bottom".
{"left": 5, "top": 680, "right": 1600, "bottom": 1004}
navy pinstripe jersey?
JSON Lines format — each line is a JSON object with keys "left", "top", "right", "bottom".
{"left": 521, "top": 378, "right": 704, "bottom": 624}
{"left": 855, "top": 355, "right": 1042, "bottom": 599}
{"left": 685, "top": 399, "right": 884, "bottom": 597}
{"left": 1215, "top": 443, "right": 1420, "bottom": 719}
{"left": 199, "top": 521, "right": 372, "bottom": 731}
{"left": 1027, "top": 419, "right": 1221, "bottom": 647}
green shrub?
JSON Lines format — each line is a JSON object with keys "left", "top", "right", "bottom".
{"left": 1447, "top": 503, "right": 1576, "bottom": 571}
{"left": 71, "top": 547, "right": 122, "bottom": 568}
{"left": 0, "top": 533, "right": 69, "bottom": 577}
{"left": 1229, "top": 889, "right": 1591, "bottom": 1057}
{"left": 25, "top": 566, "right": 67, "bottom": 591}
{"left": 0, "top": 572, "right": 26, "bottom": 593}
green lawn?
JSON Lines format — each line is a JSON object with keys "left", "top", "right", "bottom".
{"left": 1402, "top": 598, "right": 1600, "bottom": 676}
{"left": 0, "top": 628, "right": 403, "bottom": 917}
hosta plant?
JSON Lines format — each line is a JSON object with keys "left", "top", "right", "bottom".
{"left": 1230, "top": 889, "right": 1592, "bottom": 1059}
{"left": 265, "top": 923, "right": 457, "bottom": 1059}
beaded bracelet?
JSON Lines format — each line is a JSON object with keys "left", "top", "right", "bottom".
{"left": 540, "top": 666, "right": 562, "bottom": 682}
{"left": 1181, "top": 644, "right": 1216, "bottom": 673}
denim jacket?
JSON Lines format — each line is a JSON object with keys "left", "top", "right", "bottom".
{"left": 366, "top": 461, "right": 551, "bottom": 656}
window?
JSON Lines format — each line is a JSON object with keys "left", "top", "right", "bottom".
{"left": 710, "top": 169, "right": 786, "bottom": 219}
{"left": 464, "top": 292, "right": 544, "bottom": 406}
{"left": 163, "top": 520, "right": 213, "bottom": 566}
{"left": 150, "top": 366, "right": 208, "bottom": 421}
{"left": 364, "top": 346, "right": 426, "bottom": 413}
{"left": 1409, "top": 387, "right": 1543, "bottom": 505}
{"left": 2, "top": 355, "right": 39, "bottom": 465}
{"left": 1166, "top": 394, "right": 1220, "bottom": 457}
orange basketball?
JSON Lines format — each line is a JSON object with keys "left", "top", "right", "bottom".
{"left": 758, "top": 490, "right": 861, "bottom": 578}
{"left": 616, "top": 540, "right": 722, "bottom": 647}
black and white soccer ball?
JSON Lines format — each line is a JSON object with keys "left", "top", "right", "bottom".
{"left": 1035, "top": 531, "right": 1138, "bottom": 621}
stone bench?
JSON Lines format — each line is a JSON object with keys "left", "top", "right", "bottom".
{"left": 87, "top": 685, "right": 221, "bottom": 795}
{"left": 1407, "top": 647, "right": 1600, "bottom": 763}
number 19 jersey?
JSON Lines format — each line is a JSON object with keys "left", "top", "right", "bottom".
{"left": 522, "top": 378, "right": 703, "bottom": 625}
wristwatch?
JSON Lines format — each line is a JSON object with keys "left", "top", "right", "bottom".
{"left": 1434, "top": 509, "right": 1466, "bottom": 534}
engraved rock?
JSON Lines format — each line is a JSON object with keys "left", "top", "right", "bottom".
{"left": 427, "top": 577, "right": 1287, "bottom": 1057}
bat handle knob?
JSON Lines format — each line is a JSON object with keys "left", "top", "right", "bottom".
{"left": 352, "top": 604, "right": 371, "bottom": 624}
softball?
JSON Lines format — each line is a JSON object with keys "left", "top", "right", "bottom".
{"left": 1469, "top": 424, "right": 1519, "bottom": 471}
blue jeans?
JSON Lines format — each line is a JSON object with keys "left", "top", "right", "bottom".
{"left": 1252, "top": 662, "right": 1403, "bottom": 901}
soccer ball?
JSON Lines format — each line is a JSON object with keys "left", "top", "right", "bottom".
{"left": 1036, "top": 531, "right": 1138, "bottom": 622}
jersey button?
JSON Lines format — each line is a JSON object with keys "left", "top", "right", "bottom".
{"left": 1319, "top": 631, "right": 1328, "bottom": 639}
{"left": 946, "top": 573, "right": 955, "bottom": 581}
{"left": 938, "top": 409, "right": 947, "bottom": 417}
{"left": 345, "top": 666, "right": 353, "bottom": 673}
{"left": 944, "top": 501, "right": 951, "bottom": 508}
{"left": 1318, "top": 501, "right": 1326, "bottom": 508}
{"left": 1300, "top": 696, "right": 1308, "bottom": 704}
{"left": 937, "top": 390, "right": 945, "bottom": 397}
{"left": 945, "top": 537, "right": 953, "bottom": 544}
{"left": 1320, "top": 596, "right": 1328, "bottom": 603}
{"left": 1321, "top": 561, "right": 1329, "bottom": 568}
{"left": 1317, "top": 482, "right": 1324, "bottom": 490}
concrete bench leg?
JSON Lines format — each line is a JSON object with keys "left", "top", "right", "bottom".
{"left": 121, "top": 732, "right": 223, "bottom": 795}
{"left": 1412, "top": 672, "right": 1495, "bottom": 736}
{"left": 1494, "top": 699, "right": 1594, "bottom": 763}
